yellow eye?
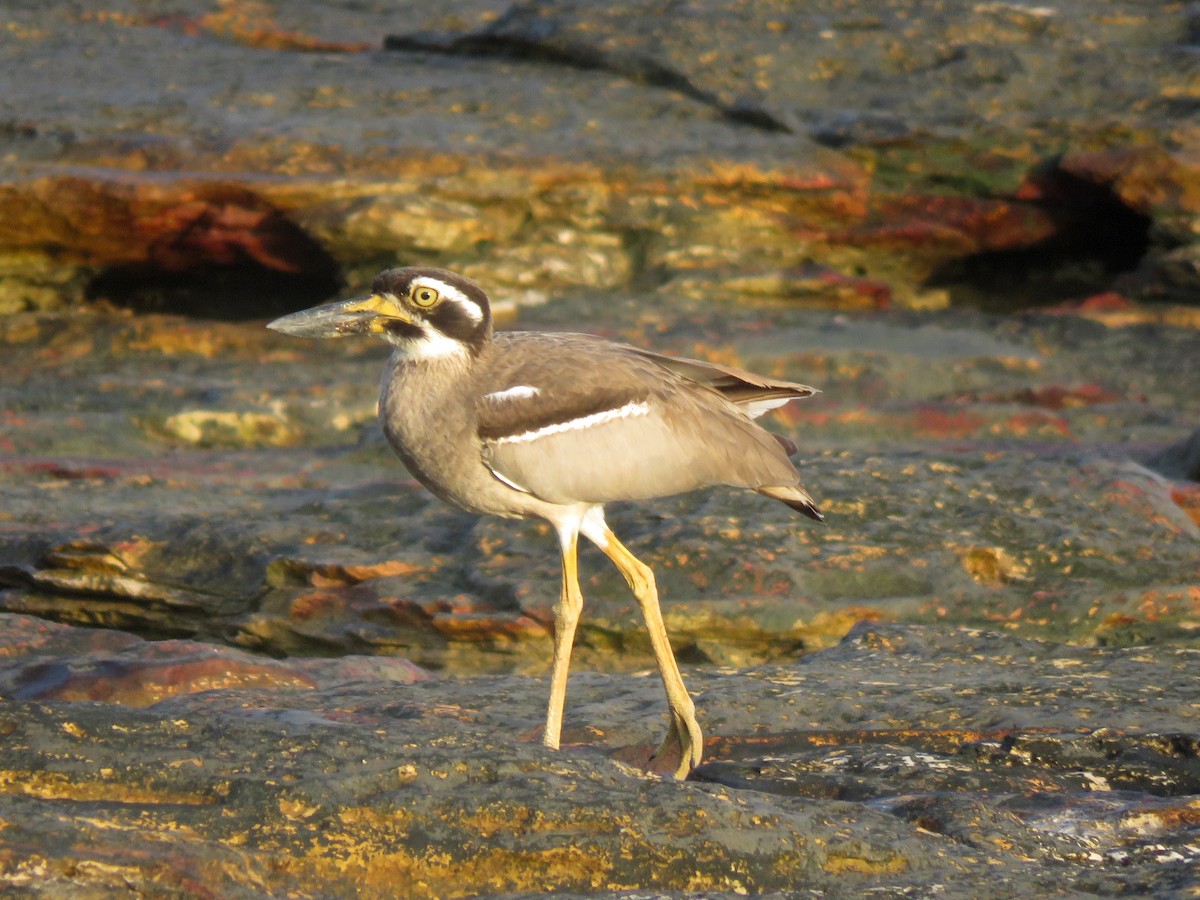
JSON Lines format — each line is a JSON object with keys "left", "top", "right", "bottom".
{"left": 412, "top": 286, "right": 440, "bottom": 308}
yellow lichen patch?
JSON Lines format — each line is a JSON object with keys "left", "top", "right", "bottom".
{"left": 822, "top": 497, "right": 868, "bottom": 517}
{"left": 959, "top": 546, "right": 1029, "bottom": 586}
{"left": 798, "top": 606, "right": 886, "bottom": 648}
{"left": 109, "top": 536, "right": 167, "bottom": 568}
{"left": 309, "top": 559, "right": 425, "bottom": 586}
{"left": 994, "top": 355, "right": 1043, "bottom": 373}
{"left": 336, "top": 805, "right": 413, "bottom": 832}
{"left": 0, "top": 770, "right": 216, "bottom": 805}
{"left": 42, "top": 541, "right": 131, "bottom": 574}
{"left": 456, "top": 803, "right": 536, "bottom": 839}
{"left": 368, "top": 845, "right": 611, "bottom": 899}
{"left": 819, "top": 544, "right": 891, "bottom": 568}
{"left": 0, "top": 312, "right": 47, "bottom": 344}
{"left": 287, "top": 799, "right": 821, "bottom": 898}
{"left": 822, "top": 851, "right": 909, "bottom": 875}
{"left": 158, "top": 409, "right": 301, "bottom": 447}
{"left": 121, "top": 319, "right": 267, "bottom": 358}
{"left": 1067, "top": 302, "right": 1200, "bottom": 330}
{"left": 299, "top": 809, "right": 619, "bottom": 898}
{"left": 279, "top": 797, "right": 321, "bottom": 821}
{"left": 1119, "top": 799, "right": 1200, "bottom": 835}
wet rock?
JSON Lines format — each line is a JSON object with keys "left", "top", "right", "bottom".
{"left": 0, "top": 620, "right": 426, "bottom": 707}
{"left": 0, "top": 2, "right": 1198, "bottom": 894}
{"left": 0, "top": 1, "right": 1197, "bottom": 311}
{"left": 1, "top": 617, "right": 1198, "bottom": 896}
{"left": 385, "top": 0, "right": 1193, "bottom": 146}
{"left": 2, "top": 301, "right": 1197, "bottom": 667}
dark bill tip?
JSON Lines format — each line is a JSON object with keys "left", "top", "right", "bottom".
{"left": 266, "top": 297, "right": 382, "bottom": 339}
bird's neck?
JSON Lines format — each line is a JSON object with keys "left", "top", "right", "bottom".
{"left": 385, "top": 345, "right": 475, "bottom": 388}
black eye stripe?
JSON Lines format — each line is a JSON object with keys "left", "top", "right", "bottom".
{"left": 383, "top": 319, "right": 424, "bottom": 340}
{"left": 430, "top": 297, "right": 483, "bottom": 336}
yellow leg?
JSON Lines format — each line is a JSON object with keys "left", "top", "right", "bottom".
{"left": 590, "top": 526, "right": 703, "bottom": 779}
{"left": 543, "top": 526, "right": 583, "bottom": 751}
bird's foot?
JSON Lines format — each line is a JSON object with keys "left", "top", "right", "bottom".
{"left": 652, "top": 708, "right": 704, "bottom": 780}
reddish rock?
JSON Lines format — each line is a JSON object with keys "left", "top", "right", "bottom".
{"left": 1171, "top": 484, "right": 1200, "bottom": 527}
{"left": 0, "top": 616, "right": 428, "bottom": 707}
{"left": 911, "top": 406, "right": 989, "bottom": 440}
{"left": 1053, "top": 146, "right": 1200, "bottom": 218}
{"left": 998, "top": 410, "right": 1072, "bottom": 438}
{"left": 0, "top": 177, "right": 319, "bottom": 274}
{"left": 834, "top": 195, "right": 1059, "bottom": 257}
{"left": 953, "top": 383, "right": 1125, "bottom": 410}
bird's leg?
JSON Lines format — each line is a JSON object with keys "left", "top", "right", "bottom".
{"left": 543, "top": 522, "right": 584, "bottom": 751}
{"left": 586, "top": 522, "right": 703, "bottom": 779}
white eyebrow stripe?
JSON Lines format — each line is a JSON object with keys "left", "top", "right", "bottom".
{"left": 484, "top": 385, "right": 541, "bottom": 403}
{"left": 494, "top": 400, "right": 651, "bottom": 445}
{"left": 415, "top": 278, "right": 484, "bottom": 324}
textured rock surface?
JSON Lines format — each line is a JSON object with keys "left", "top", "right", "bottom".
{"left": 1, "top": 0, "right": 1198, "bottom": 313}
{"left": 2, "top": 615, "right": 1198, "bottom": 897}
{"left": 2, "top": 302, "right": 1197, "bottom": 667}
{"left": 2, "top": 279, "right": 1198, "bottom": 895}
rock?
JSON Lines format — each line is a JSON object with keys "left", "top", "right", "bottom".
{"left": 0, "top": 2, "right": 1199, "bottom": 894}
{"left": 0, "top": 620, "right": 426, "bottom": 706}
{"left": 0, "top": 1, "right": 1197, "bottom": 311}
{"left": 2, "top": 301, "right": 1197, "bottom": 664}
{"left": 0, "top": 616, "right": 1197, "bottom": 896}
{"left": 1147, "top": 427, "right": 1200, "bottom": 482}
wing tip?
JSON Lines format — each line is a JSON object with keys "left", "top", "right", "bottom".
{"left": 757, "top": 485, "right": 825, "bottom": 522}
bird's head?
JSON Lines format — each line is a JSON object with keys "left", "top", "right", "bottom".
{"left": 267, "top": 267, "right": 493, "bottom": 359}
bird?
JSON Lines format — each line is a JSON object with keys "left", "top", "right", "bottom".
{"left": 267, "top": 266, "right": 822, "bottom": 779}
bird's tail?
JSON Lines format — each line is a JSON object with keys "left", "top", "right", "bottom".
{"left": 757, "top": 484, "right": 824, "bottom": 522}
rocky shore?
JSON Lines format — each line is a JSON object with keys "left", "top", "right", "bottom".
{"left": 1, "top": 1, "right": 1197, "bottom": 896}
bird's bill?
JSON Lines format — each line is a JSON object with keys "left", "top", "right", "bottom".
{"left": 266, "top": 294, "right": 410, "bottom": 339}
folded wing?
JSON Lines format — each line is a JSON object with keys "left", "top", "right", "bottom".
{"left": 475, "top": 333, "right": 816, "bottom": 507}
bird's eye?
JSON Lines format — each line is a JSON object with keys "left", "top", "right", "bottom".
{"left": 412, "top": 286, "right": 440, "bottom": 308}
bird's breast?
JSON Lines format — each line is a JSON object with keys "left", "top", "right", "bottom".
{"left": 377, "top": 353, "right": 524, "bottom": 517}
{"left": 378, "top": 353, "right": 454, "bottom": 447}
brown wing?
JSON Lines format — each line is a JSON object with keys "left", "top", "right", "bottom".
{"left": 475, "top": 333, "right": 650, "bottom": 443}
{"left": 474, "top": 332, "right": 806, "bottom": 505}
{"left": 626, "top": 346, "right": 818, "bottom": 412}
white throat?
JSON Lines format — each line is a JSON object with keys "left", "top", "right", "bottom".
{"left": 385, "top": 328, "right": 470, "bottom": 361}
